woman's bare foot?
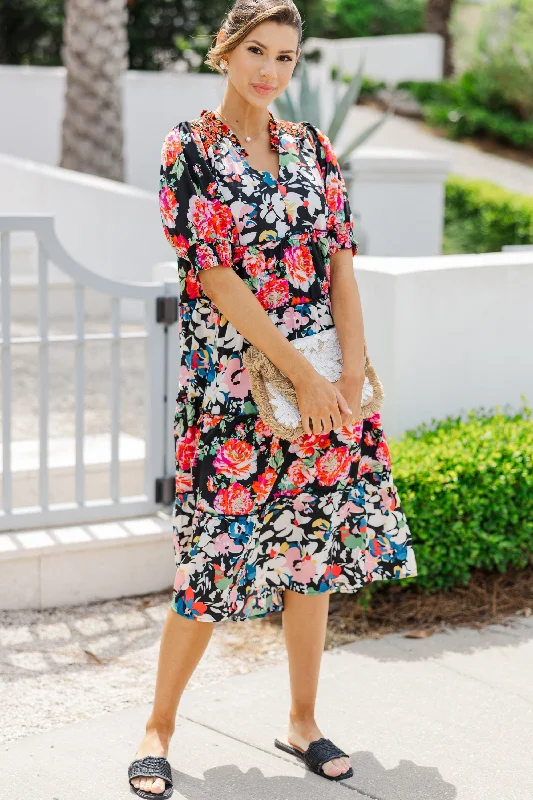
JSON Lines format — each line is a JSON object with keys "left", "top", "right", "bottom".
{"left": 287, "top": 717, "right": 351, "bottom": 778}
{"left": 130, "top": 726, "right": 173, "bottom": 795}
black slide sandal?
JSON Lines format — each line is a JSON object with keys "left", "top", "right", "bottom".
{"left": 128, "top": 755, "right": 173, "bottom": 798}
{"left": 274, "top": 736, "right": 354, "bottom": 781}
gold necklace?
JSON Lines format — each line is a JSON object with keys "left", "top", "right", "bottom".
{"left": 214, "top": 109, "right": 270, "bottom": 143}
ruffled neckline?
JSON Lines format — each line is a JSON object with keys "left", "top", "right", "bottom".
{"left": 200, "top": 108, "right": 280, "bottom": 157}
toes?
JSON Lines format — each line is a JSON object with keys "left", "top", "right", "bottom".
{"left": 322, "top": 756, "right": 351, "bottom": 776}
{"left": 322, "top": 759, "right": 343, "bottom": 776}
{"left": 136, "top": 776, "right": 166, "bottom": 794}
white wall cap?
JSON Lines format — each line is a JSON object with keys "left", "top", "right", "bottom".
{"left": 354, "top": 251, "right": 533, "bottom": 275}
{"left": 304, "top": 33, "right": 442, "bottom": 48}
{"left": 0, "top": 152, "right": 154, "bottom": 199}
{"left": 349, "top": 147, "right": 451, "bottom": 179}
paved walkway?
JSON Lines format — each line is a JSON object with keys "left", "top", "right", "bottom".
{"left": 346, "top": 105, "right": 533, "bottom": 196}
{"left": 4, "top": 614, "right": 532, "bottom": 799}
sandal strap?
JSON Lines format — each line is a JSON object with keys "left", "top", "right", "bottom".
{"left": 303, "top": 738, "right": 349, "bottom": 771}
{"left": 128, "top": 755, "right": 172, "bottom": 786}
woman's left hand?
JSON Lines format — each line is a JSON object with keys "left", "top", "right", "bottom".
{"left": 332, "top": 372, "right": 365, "bottom": 428}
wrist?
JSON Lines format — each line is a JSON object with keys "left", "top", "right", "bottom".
{"left": 341, "top": 365, "right": 365, "bottom": 382}
{"left": 285, "top": 355, "right": 315, "bottom": 387}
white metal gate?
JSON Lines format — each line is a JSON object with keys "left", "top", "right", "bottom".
{"left": 0, "top": 214, "right": 180, "bottom": 532}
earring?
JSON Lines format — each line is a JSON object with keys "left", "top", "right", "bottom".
{"left": 220, "top": 59, "right": 228, "bottom": 71}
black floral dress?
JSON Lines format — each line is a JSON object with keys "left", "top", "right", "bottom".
{"left": 159, "top": 108, "right": 417, "bottom": 622}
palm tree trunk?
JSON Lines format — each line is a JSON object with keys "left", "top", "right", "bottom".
{"left": 424, "top": 0, "right": 456, "bottom": 78}
{"left": 60, "top": 0, "right": 129, "bottom": 180}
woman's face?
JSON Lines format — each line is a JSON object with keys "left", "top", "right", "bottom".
{"left": 219, "top": 21, "right": 300, "bottom": 107}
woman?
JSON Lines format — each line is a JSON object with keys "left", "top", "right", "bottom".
{"left": 129, "top": 0, "right": 418, "bottom": 795}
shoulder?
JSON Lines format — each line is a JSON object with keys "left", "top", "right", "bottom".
{"left": 160, "top": 119, "right": 206, "bottom": 169}
{"left": 298, "top": 121, "right": 337, "bottom": 167}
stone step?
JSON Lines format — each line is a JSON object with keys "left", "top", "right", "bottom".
{"left": 0, "top": 432, "right": 146, "bottom": 507}
{"left": 0, "top": 510, "right": 175, "bottom": 610}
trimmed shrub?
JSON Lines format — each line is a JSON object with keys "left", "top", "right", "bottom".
{"left": 444, "top": 174, "right": 533, "bottom": 254}
{"left": 387, "top": 400, "right": 533, "bottom": 593}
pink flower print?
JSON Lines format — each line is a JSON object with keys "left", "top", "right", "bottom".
{"left": 252, "top": 467, "right": 277, "bottom": 504}
{"left": 378, "top": 486, "right": 397, "bottom": 511}
{"left": 176, "top": 426, "right": 200, "bottom": 471}
{"left": 233, "top": 200, "right": 259, "bottom": 234}
{"left": 325, "top": 172, "right": 344, "bottom": 215}
{"left": 358, "top": 455, "right": 379, "bottom": 476}
{"left": 174, "top": 568, "right": 186, "bottom": 592}
{"left": 179, "top": 362, "right": 195, "bottom": 390}
{"left": 213, "top": 438, "right": 256, "bottom": 479}
{"left": 287, "top": 459, "right": 315, "bottom": 488}
{"left": 283, "top": 245, "right": 316, "bottom": 291}
{"left": 315, "top": 446, "right": 352, "bottom": 486}
{"left": 292, "top": 491, "right": 316, "bottom": 512}
{"left": 285, "top": 547, "right": 317, "bottom": 585}
{"left": 336, "top": 422, "right": 363, "bottom": 445}
{"left": 243, "top": 250, "right": 267, "bottom": 279}
{"left": 281, "top": 306, "right": 309, "bottom": 333}
{"left": 213, "top": 532, "right": 244, "bottom": 556}
{"left": 338, "top": 498, "right": 364, "bottom": 521}
{"left": 161, "top": 127, "right": 183, "bottom": 168}
{"left": 375, "top": 440, "right": 391, "bottom": 470}
{"left": 255, "top": 417, "right": 274, "bottom": 439}
{"left": 364, "top": 430, "right": 374, "bottom": 447}
{"left": 364, "top": 550, "right": 380, "bottom": 575}
{"left": 291, "top": 432, "right": 331, "bottom": 457}
{"left": 222, "top": 151, "right": 246, "bottom": 180}
{"left": 220, "top": 356, "right": 253, "bottom": 399}
{"left": 214, "top": 483, "right": 255, "bottom": 515}
{"left": 175, "top": 471, "right": 193, "bottom": 494}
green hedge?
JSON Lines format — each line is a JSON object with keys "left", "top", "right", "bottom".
{"left": 444, "top": 174, "right": 533, "bottom": 254}
{"left": 397, "top": 74, "right": 533, "bottom": 152}
{"left": 387, "top": 400, "right": 533, "bottom": 594}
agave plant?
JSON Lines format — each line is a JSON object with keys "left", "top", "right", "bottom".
{"left": 274, "top": 55, "right": 397, "bottom": 168}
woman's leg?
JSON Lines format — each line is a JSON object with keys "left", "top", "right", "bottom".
{"left": 130, "top": 607, "right": 215, "bottom": 795}
{"left": 281, "top": 588, "right": 351, "bottom": 777}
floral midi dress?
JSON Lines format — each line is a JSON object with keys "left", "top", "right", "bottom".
{"left": 159, "top": 108, "right": 418, "bottom": 622}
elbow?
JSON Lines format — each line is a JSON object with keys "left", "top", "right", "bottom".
{"left": 197, "top": 265, "right": 232, "bottom": 303}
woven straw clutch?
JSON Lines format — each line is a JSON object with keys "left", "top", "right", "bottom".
{"left": 242, "top": 328, "right": 384, "bottom": 442}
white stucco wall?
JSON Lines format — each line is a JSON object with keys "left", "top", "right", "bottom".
{"left": 347, "top": 148, "right": 451, "bottom": 256}
{"left": 303, "top": 33, "right": 444, "bottom": 84}
{"left": 354, "top": 251, "right": 533, "bottom": 438}
{"left": 0, "top": 66, "right": 225, "bottom": 193}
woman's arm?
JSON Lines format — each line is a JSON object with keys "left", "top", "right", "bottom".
{"left": 200, "top": 267, "right": 352, "bottom": 436}
{"left": 328, "top": 248, "right": 366, "bottom": 421}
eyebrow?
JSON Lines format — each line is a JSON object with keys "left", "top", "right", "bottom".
{"left": 245, "top": 38, "right": 297, "bottom": 54}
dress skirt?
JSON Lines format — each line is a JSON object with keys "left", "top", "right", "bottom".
{"left": 171, "top": 406, "right": 418, "bottom": 622}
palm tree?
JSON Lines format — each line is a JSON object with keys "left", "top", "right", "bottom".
{"left": 424, "top": 0, "right": 457, "bottom": 77}
{"left": 60, "top": 0, "right": 129, "bottom": 180}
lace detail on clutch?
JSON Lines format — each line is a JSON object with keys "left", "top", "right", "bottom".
{"left": 264, "top": 328, "right": 375, "bottom": 429}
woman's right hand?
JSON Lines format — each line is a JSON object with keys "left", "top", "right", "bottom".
{"left": 293, "top": 367, "right": 352, "bottom": 436}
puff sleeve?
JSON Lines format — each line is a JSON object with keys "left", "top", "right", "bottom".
{"left": 159, "top": 123, "right": 238, "bottom": 277}
{"left": 305, "top": 122, "right": 359, "bottom": 258}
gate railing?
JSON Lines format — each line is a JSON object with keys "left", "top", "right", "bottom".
{"left": 0, "top": 214, "right": 180, "bottom": 532}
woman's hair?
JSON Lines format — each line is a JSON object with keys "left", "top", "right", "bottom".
{"left": 205, "top": 0, "right": 302, "bottom": 75}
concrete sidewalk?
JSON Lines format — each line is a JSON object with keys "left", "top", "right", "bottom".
{"left": 4, "top": 616, "right": 533, "bottom": 799}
